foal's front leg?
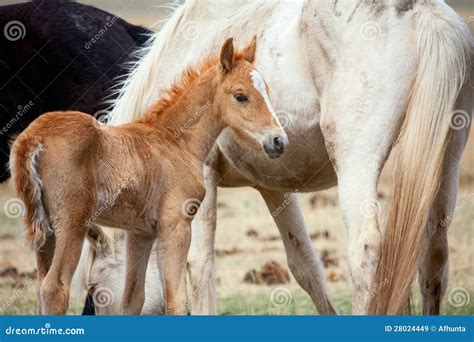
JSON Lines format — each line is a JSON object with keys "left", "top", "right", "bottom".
{"left": 158, "top": 217, "right": 192, "bottom": 315}
{"left": 121, "top": 233, "right": 154, "bottom": 315}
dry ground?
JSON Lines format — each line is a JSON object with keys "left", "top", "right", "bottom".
{"left": 0, "top": 138, "right": 472, "bottom": 315}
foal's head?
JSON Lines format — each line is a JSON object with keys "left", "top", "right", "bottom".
{"left": 215, "top": 37, "right": 288, "bottom": 158}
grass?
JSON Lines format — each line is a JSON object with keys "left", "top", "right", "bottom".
{"left": 2, "top": 278, "right": 472, "bottom": 316}
{"left": 218, "top": 290, "right": 474, "bottom": 316}
{"left": 0, "top": 149, "right": 472, "bottom": 316}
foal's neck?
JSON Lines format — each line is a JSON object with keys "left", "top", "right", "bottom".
{"left": 139, "top": 67, "right": 224, "bottom": 163}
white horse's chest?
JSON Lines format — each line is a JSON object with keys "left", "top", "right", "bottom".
{"left": 215, "top": 14, "right": 335, "bottom": 191}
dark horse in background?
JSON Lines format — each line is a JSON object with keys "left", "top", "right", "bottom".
{"left": 0, "top": 0, "right": 152, "bottom": 314}
{"left": 0, "top": 0, "right": 151, "bottom": 183}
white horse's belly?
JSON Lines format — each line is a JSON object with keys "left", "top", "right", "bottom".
{"left": 217, "top": 121, "right": 336, "bottom": 192}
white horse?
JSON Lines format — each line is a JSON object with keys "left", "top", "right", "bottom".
{"left": 106, "top": 0, "right": 472, "bottom": 315}
{"left": 74, "top": 226, "right": 164, "bottom": 315}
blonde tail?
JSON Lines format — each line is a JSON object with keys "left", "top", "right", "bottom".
{"left": 368, "top": 7, "right": 472, "bottom": 314}
{"left": 10, "top": 134, "right": 51, "bottom": 249}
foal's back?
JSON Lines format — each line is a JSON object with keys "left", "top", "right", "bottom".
{"left": 12, "top": 110, "right": 169, "bottom": 234}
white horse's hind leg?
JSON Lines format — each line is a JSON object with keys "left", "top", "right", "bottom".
{"left": 320, "top": 93, "right": 406, "bottom": 314}
{"left": 320, "top": 46, "right": 416, "bottom": 313}
{"left": 418, "top": 80, "right": 472, "bottom": 315}
{"left": 417, "top": 171, "right": 454, "bottom": 315}
{"left": 188, "top": 147, "right": 219, "bottom": 315}
{"left": 332, "top": 165, "right": 383, "bottom": 315}
{"left": 321, "top": 109, "right": 392, "bottom": 315}
{"left": 259, "top": 188, "right": 337, "bottom": 315}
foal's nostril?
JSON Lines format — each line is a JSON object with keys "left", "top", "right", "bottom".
{"left": 273, "top": 136, "right": 281, "bottom": 147}
{"left": 273, "top": 135, "right": 284, "bottom": 152}
{"left": 263, "top": 134, "right": 286, "bottom": 158}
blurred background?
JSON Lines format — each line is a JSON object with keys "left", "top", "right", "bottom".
{"left": 1, "top": 0, "right": 473, "bottom": 31}
{"left": 0, "top": 0, "right": 472, "bottom": 315}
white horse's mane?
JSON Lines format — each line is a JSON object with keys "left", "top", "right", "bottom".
{"left": 107, "top": 0, "right": 283, "bottom": 125}
{"left": 106, "top": 1, "right": 187, "bottom": 125}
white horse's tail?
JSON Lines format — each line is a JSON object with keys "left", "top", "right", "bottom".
{"left": 369, "top": 6, "right": 472, "bottom": 315}
{"left": 107, "top": 2, "right": 192, "bottom": 125}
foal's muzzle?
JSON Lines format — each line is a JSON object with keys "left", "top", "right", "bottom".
{"left": 263, "top": 134, "right": 287, "bottom": 158}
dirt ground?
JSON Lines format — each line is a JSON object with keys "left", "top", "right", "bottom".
{"left": 0, "top": 135, "right": 472, "bottom": 315}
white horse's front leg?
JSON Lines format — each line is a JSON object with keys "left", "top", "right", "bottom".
{"left": 259, "top": 188, "right": 338, "bottom": 315}
{"left": 188, "top": 147, "right": 219, "bottom": 315}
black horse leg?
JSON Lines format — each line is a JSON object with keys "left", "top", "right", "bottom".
{"left": 81, "top": 293, "right": 95, "bottom": 315}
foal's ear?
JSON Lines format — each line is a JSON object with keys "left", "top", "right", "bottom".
{"left": 242, "top": 36, "right": 257, "bottom": 63}
{"left": 220, "top": 37, "right": 234, "bottom": 73}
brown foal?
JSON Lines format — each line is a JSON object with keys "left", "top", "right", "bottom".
{"left": 10, "top": 37, "right": 288, "bottom": 315}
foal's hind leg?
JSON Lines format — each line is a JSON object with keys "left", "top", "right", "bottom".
{"left": 40, "top": 216, "right": 89, "bottom": 315}
{"left": 121, "top": 233, "right": 154, "bottom": 315}
{"left": 259, "top": 188, "right": 337, "bottom": 315}
{"left": 35, "top": 234, "right": 55, "bottom": 314}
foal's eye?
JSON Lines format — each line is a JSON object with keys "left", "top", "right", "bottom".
{"left": 234, "top": 93, "right": 248, "bottom": 102}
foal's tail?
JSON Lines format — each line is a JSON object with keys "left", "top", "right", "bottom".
{"left": 368, "top": 7, "right": 472, "bottom": 315}
{"left": 10, "top": 134, "right": 51, "bottom": 249}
